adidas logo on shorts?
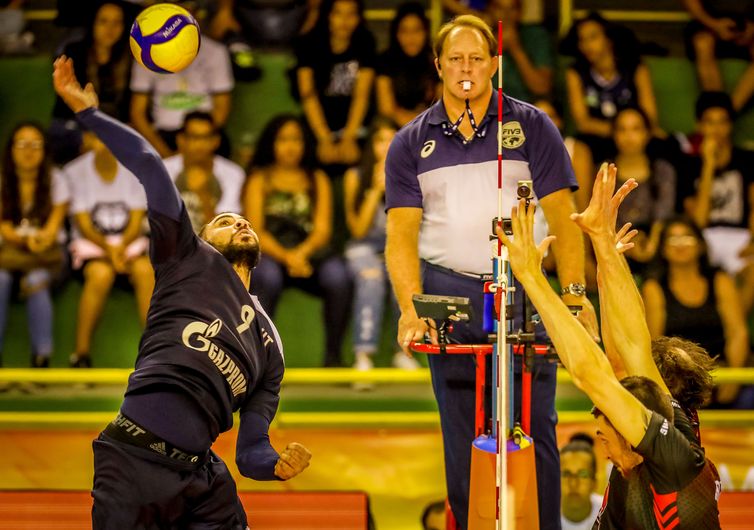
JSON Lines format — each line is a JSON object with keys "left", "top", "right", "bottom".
{"left": 149, "top": 441, "right": 167, "bottom": 455}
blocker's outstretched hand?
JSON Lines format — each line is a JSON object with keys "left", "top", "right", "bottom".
{"left": 274, "top": 442, "right": 312, "bottom": 480}
{"left": 496, "top": 199, "right": 555, "bottom": 284}
{"left": 570, "top": 162, "right": 638, "bottom": 241}
{"left": 53, "top": 55, "right": 99, "bottom": 113}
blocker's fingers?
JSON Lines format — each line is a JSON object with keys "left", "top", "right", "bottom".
{"left": 537, "top": 235, "right": 556, "bottom": 257}
{"left": 615, "top": 222, "right": 632, "bottom": 241}
{"left": 510, "top": 206, "right": 521, "bottom": 239}
{"left": 496, "top": 225, "right": 512, "bottom": 247}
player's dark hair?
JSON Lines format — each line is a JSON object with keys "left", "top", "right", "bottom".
{"left": 560, "top": 433, "right": 596, "bottom": 478}
{"left": 179, "top": 111, "right": 217, "bottom": 134}
{"left": 695, "top": 91, "right": 735, "bottom": 121}
{"left": 1, "top": 122, "right": 53, "bottom": 226}
{"left": 592, "top": 376, "right": 673, "bottom": 424}
{"left": 421, "top": 500, "right": 446, "bottom": 529}
{"left": 651, "top": 336, "right": 715, "bottom": 411}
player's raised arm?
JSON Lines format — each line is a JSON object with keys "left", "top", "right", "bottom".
{"left": 497, "top": 202, "right": 651, "bottom": 447}
{"left": 52, "top": 56, "right": 182, "bottom": 222}
{"left": 571, "top": 163, "right": 670, "bottom": 395}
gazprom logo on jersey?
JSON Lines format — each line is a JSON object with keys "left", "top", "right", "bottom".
{"left": 182, "top": 319, "right": 248, "bottom": 397}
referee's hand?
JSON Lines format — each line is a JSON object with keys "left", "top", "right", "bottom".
{"left": 274, "top": 442, "right": 312, "bottom": 480}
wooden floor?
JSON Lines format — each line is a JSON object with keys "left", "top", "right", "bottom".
{"left": 0, "top": 490, "right": 370, "bottom": 530}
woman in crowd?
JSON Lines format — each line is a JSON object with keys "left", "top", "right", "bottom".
{"left": 0, "top": 123, "right": 69, "bottom": 368}
{"left": 562, "top": 12, "right": 660, "bottom": 161}
{"left": 295, "top": 0, "right": 376, "bottom": 169}
{"left": 344, "top": 118, "right": 418, "bottom": 373}
{"left": 600, "top": 106, "right": 677, "bottom": 270}
{"left": 642, "top": 217, "right": 751, "bottom": 407}
{"left": 245, "top": 114, "right": 352, "bottom": 367}
{"left": 50, "top": 2, "right": 131, "bottom": 164}
{"left": 375, "top": 2, "right": 438, "bottom": 127}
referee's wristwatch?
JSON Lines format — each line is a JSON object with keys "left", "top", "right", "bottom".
{"left": 560, "top": 282, "right": 586, "bottom": 297}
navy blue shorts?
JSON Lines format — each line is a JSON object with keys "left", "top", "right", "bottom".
{"left": 92, "top": 433, "right": 248, "bottom": 530}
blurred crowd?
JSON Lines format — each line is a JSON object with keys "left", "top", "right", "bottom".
{"left": 0, "top": 0, "right": 753, "bottom": 408}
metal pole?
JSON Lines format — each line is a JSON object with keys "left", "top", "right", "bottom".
{"left": 495, "top": 19, "right": 510, "bottom": 530}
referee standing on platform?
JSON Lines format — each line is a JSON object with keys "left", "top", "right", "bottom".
{"left": 385, "top": 15, "right": 598, "bottom": 530}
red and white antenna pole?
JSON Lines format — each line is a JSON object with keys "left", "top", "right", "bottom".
{"left": 495, "top": 19, "right": 511, "bottom": 530}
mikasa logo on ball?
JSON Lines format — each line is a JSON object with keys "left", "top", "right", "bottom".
{"left": 162, "top": 18, "right": 183, "bottom": 38}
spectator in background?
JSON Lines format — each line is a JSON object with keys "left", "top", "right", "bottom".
{"left": 375, "top": 2, "right": 438, "bottom": 127}
{"left": 609, "top": 106, "right": 676, "bottom": 268}
{"left": 683, "top": 0, "right": 754, "bottom": 112}
{"left": 130, "top": 1, "right": 234, "bottom": 158}
{"left": 680, "top": 92, "right": 754, "bottom": 312}
{"left": 245, "top": 115, "right": 351, "bottom": 367}
{"left": 65, "top": 131, "right": 153, "bottom": 368}
{"left": 642, "top": 217, "right": 750, "bottom": 407}
{"left": 560, "top": 433, "right": 602, "bottom": 530}
{"left": 344, "top": 118, "right": 418, "bottom": 373}
{"left": 295, "top": 0, "right": 376, "bottom": 169}
{"left": 562, "top": 12, "right": 660, "bottom": 162}
{"left": 163, "top": 112, "right": 245, "bottom": 233}
{"left": 207, "top": 0, "right": 320, "bottom": 47}
{"left": 50, "top": 2, "right": 132, "bottom": 165}
{"left": 421, "top": 500, "right": 446, "bottom": 530}
{"left": 0, "top": 123, "right": 69, "bottom": 368}
{"left": 533, "top": 99, "right": 593, "bottom": 213}
{"left": 534, "top": 98, "right": 595, "bottom": 284}
{"left": 488, "top": 0, "right": 552, "bottom": 102}
{"left": 0, "top": 0, "right": 34, "bottom": 55}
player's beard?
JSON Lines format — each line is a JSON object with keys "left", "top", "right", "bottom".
{"left": 219, "top": 239, "right": 261, "bottom": 269}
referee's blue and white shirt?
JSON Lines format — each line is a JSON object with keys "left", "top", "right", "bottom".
{"left": 386, "top": 92, "right": 578, "bottom": 276}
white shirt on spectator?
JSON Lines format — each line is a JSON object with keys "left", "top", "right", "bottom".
{"left": 162, "top": 154, "right": 245, "bottom": 216}
{"left": 130, "top": 37, "right": 234, "bottom": 132}
{"left": 561, "top": 493, "right": 604, "bottom": 530}
{"left": 65, "top": 151, "right": 147, "bottom": 240}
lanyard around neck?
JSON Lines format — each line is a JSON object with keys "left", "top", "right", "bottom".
{"left": 442, "top": 98, "right": 485, "bottom": 140}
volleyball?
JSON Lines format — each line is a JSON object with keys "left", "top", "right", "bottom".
{"left": 129, "top": 3, "right": 200, "bottom": 74}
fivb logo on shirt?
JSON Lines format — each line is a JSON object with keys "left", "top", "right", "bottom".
{"left": 182, "top": 318, "right": 248, "bottom": 397}
{"left": 499, "top": 120, "right": 526, "bottom": 149}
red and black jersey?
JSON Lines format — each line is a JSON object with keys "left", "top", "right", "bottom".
{"left": 593, "top": 409, "right": 721, "bottom": 529}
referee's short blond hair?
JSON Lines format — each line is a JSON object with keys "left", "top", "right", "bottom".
{"left": 434, "top": 15, "right": 497, "bottom": 59}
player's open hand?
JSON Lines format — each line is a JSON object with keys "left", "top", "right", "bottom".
{"left": 570, "top": 163, "right": 637, "bottom": 240}
{"left": 496, "top": 199, "right": 555, "bottom": 284}
{"left": 52, "top": 56, "right": 99, "bottom": 113}
{"left": 274, "top": 442, "right": 311, "bottom": 480}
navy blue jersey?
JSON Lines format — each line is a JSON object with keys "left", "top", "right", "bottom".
{"left": 128, "top": 205, "right": 284, "bottom": 438}
{"left": 78, "top": 108, "right": 284, "bottom": 445}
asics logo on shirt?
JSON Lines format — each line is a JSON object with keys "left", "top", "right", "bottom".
{"left": 420, "top": 140, "right": 436, "bottom": 158}
{"left": 182, "top": 319, "right": 248, "bottom": 397}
